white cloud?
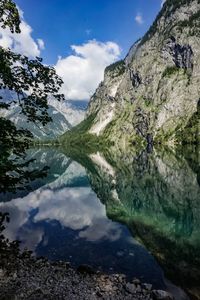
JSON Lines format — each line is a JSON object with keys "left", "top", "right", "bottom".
{"left": 135, "top": 13, "right": 144, "bottom": 25}
{"left": 37, "top": 38, "right": 45, "bottom": 50}
{"left": 161, "top": 0, "right": 166, "bottom": 6}
{"left": 0, "top": 9, "right": 45, "bottom": 57}
{"left": 55, "top": 40, "right": 121, "bottom": 100}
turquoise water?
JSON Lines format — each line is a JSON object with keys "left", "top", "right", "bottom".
{"left": 0, "top": 147, "right": 200, "bottom": 299}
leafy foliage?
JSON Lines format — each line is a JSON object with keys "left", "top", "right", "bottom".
{"left": 0, "top": 0, "right": 20, "bottom": 33}
{"left": 0, "top": 117, "right": 49, "bottom": 194}
{"left": 0, "top": 0, "right": 64, "bottom": 136}
{"left": 0, "top": 117, "right": 32, "bottom": 153}
{"left": 0, "top": 48, "right": 64, "bottom": 126}
{"left": 0, "top": 0, "right": 63, "bottom": 193}
{"left": 0, "top": 151, "right": 49, "bottom": 194}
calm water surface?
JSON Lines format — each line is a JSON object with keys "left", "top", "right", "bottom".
{"left": 0, "top": 147, "right": 200, "bottom": 299}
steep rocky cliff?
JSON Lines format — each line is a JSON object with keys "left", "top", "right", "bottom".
{"left": 86, "top": 0, "right": 200, "bottom": 146}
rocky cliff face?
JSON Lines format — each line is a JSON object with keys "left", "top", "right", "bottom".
{"left": 87, "top": 0, "right": 200, "bottom": 146}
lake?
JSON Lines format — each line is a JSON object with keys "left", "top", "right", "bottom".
{"left": 0, "top": 146, "right": 200, "bottom": 300}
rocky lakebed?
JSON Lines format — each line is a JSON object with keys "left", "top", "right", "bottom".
{"left": 0, "top": 252, "right": 174, "bottom": 300}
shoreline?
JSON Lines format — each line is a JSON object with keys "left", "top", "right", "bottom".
{"left": 0, "top": 251, "right": 175, "bottom": 300}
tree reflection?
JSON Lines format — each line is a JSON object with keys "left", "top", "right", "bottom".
{"left": 0, "top": 148, "right": 49, "bottom": 195}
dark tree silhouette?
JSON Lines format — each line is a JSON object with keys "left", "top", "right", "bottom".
{"left": 0, "top": 0, "right": 63, "bottom": 193}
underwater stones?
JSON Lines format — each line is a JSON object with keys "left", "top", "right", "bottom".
{"left": 152, "top": 290, "right": 174, "bottom": 300}
{"left": 125, "top": 282, "right": 136, "bottom": 294}
{"left": 0, "top": 269, "right": 4, "bottom": 279}
{"left": 132, "top": 278, "right": 141, "bottom": 285}
{"left": 143, "top": 283, "right": 153, "bottom": 291}
{"left": 77, "top": 264, "right": 96, "bottom": 275}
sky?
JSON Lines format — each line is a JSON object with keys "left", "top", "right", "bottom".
{"left": 0, "top": 0, "right": 164, "bottom": 101}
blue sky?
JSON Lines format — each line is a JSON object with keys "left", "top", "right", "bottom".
{"left": 14, "top": 0, "right": 162, "bottom": 64}
{"left": 0, "top": 0, "right": 163, "bottom": 100}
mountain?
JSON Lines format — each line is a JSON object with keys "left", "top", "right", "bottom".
{"left": 0, "top": 90, "right": 85, "bottom": 139}
{"left": 76, "top": 0, "right": 200, "bottom": 146}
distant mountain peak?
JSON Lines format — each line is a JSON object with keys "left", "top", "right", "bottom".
{"left": 0, "top": 89, "right": 85, "bottom": 140}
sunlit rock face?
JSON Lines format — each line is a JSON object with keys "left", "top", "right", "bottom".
{"left": 87, "top": 61, "right": 125, "bottom": 137}
{"left": 86, "top": 0, "right": 200, "bottom": 146}
{"left": 87, "top": 147, "right": 200, "bottom": 299}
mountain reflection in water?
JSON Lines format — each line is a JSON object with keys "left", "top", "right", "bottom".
{"left": 0, "top": 146, "right": 199, "bottom": 300}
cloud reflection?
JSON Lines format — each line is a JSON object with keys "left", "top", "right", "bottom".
{"left": 0, "top": 184, "right": 122, "bottom": 251}
{"left": 79, "top": 218, "right": 122, "bottom": 242}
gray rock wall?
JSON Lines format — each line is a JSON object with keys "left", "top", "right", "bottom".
{"left": 87, "top": 0, "right": 200, "bottom": 146}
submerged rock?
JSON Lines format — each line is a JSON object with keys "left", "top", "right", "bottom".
{"left": 152, "top": 290, "right": 174, "bottom": 300}
{"left": 125, "top": 282, "right": 136, "bottom": 294}
{"left": 77, "top": 264, "right": 96, "bottom": 274}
